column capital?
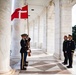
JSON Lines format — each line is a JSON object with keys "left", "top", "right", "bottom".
{"left": 49, "top": 0, "right": 55, "bottom": 6}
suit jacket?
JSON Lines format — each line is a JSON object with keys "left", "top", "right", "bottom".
{"left": 67, "top": 40, "right": 75, "bottom": 52}
{"left": 63, "top": 40, "right": 68, "bottom": 52}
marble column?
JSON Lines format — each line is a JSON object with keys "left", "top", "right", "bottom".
{"left": 29, "top": 22, "right": 33, "bottom": 48}
{"left": 0, "top": 0, "right": 14, "bottom": 74}
{"left": 11, "top": 0, "right": 26, "bottom": 58}
{"left": 38, "top": 15, "right": 44, "bottom": 49}
{"left": 42, "top": 8, "right": 47, "bottom": 52}
{"left": 60, "top": 0, "right": 72, "bottom": 59}
{"left": 33, "top": 19, "right": 39, "bottom": 48}
{"left": 33, "top": 20, "right": 36, "bottom": 48}
{"left": 54, "top": 0, "right": 72, "bottom": 59}
{"left": 30, "top": 21, "right": 34, "bottom": 48}
{"left": 46, "top": 4, "right": 55, "bottom": 54}
{"left": 37, "top": 16, "right": 40, "bottom": 49}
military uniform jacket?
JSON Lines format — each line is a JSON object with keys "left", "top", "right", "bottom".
{"left": 67, "top": 40, "right": 75, "bottom": 52}
{"left": 20, "top": 39, "right": 28, "bottom": 53}
{"left": 63, "top": 40, "right": 68, "bottom": 52}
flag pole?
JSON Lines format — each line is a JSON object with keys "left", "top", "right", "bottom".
{"left": 26, "top": 4, "right": 29, "bottom": 36}
{"left": 27, "top": 18, "right": 29, "bottom": 36}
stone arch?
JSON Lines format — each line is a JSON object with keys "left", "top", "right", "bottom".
{"left": 71, "top": 0, "right": 76, "bottom": 6}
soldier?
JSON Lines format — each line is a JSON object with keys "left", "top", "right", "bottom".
{"left": 62, "top": 35, "right": 68, "bottom": 65}
{"left": 20, "top": 34, "right": 28, "bottom": 70}
{"left": 67, "top": 34, "right": 75, "bottom": 68}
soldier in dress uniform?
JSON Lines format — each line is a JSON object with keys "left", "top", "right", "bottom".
{"left": 62, "top": 35, "right": 68, "bottom": 65}
{"left": 67, "top": 34, "right": 75, "bottom": 68}
{"left": 20, "top": 34, "right": 28, "bottom": 70}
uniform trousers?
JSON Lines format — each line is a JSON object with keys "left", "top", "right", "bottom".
{"left": 20, "top": 52, "right": 27, "bottom": 69}
{"left": 67, "top": 51, "right": 73, "bottom": 67}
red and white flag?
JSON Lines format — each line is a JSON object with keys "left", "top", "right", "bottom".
{"left": 11, "top": 5, "right": 28, "bottom": 21}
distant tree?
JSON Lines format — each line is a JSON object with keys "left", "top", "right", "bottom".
{"left": 72, "top": 25, "right": 76, "bottom": 46}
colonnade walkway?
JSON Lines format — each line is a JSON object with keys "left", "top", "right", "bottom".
{"left": 10, "top": 49, "right": 76, "bottom": 75}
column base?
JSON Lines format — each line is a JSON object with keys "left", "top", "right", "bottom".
{"left": 53, "top": 53, "right": 61, "bottom": 60}
{"left": 0, "top": 69, "right": 15, "bottom": 75}
{"left": 10, "top": 55, "right": 20, "bottom": 59}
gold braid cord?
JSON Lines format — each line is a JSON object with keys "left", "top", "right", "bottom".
{"left": 22, "top": 53, "right": 24, "bottom": 69}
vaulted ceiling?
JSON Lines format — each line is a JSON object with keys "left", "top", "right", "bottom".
{"left": 26, "top": 0, "right": 51, "bottom": 22}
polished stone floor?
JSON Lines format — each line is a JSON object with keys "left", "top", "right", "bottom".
{"left": 11, "top": 49, "right": 76, "bottom": 75}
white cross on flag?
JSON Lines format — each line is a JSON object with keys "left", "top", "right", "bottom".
{"left": 11, "top": 5, "right": 28, "bottom": 21}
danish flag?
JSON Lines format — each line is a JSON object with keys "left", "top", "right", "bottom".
{"left": 11, "top": 5, "right": 28, "bottom": 21}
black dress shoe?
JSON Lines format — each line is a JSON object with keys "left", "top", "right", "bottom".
{"left": 67, "top": 66, "right": 72, "bottom": 68}
{"left": 23, "top": 68, "right": 27, "bottom": 70}
{"left": 26, "top": 61, "right": 28, "bottom": 63}
{"left": 62, "top": 62, "right": 67, "bottom": 65}
{"left": 63, "top": 63, "right": 67, "bottom": 65}
{"left": 24, "top": 63, "right": 28, "bottom": 66}
{"left": 21, "top": 68, "right": 27, "bottom": 70}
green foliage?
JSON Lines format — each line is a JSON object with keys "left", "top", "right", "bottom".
{"left": 72, "top": 25, "right": 76, "bottom": 45}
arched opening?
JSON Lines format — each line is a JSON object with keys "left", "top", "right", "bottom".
{"left": 72, "top": 4, "right": 76, "bottom": 55}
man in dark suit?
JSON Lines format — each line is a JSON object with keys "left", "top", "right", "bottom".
{"left": 62, "top": 35, "right": 68, "bottom": 65}
{"left": 67, "top": 34, "right": 75, "bottom": 68}
{"left": 20, "top": 34, "right": 28, "bottom": 70}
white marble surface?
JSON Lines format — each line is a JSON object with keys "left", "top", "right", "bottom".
{"left": 10, "top": 50, "right": 76, "bottom": 75}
